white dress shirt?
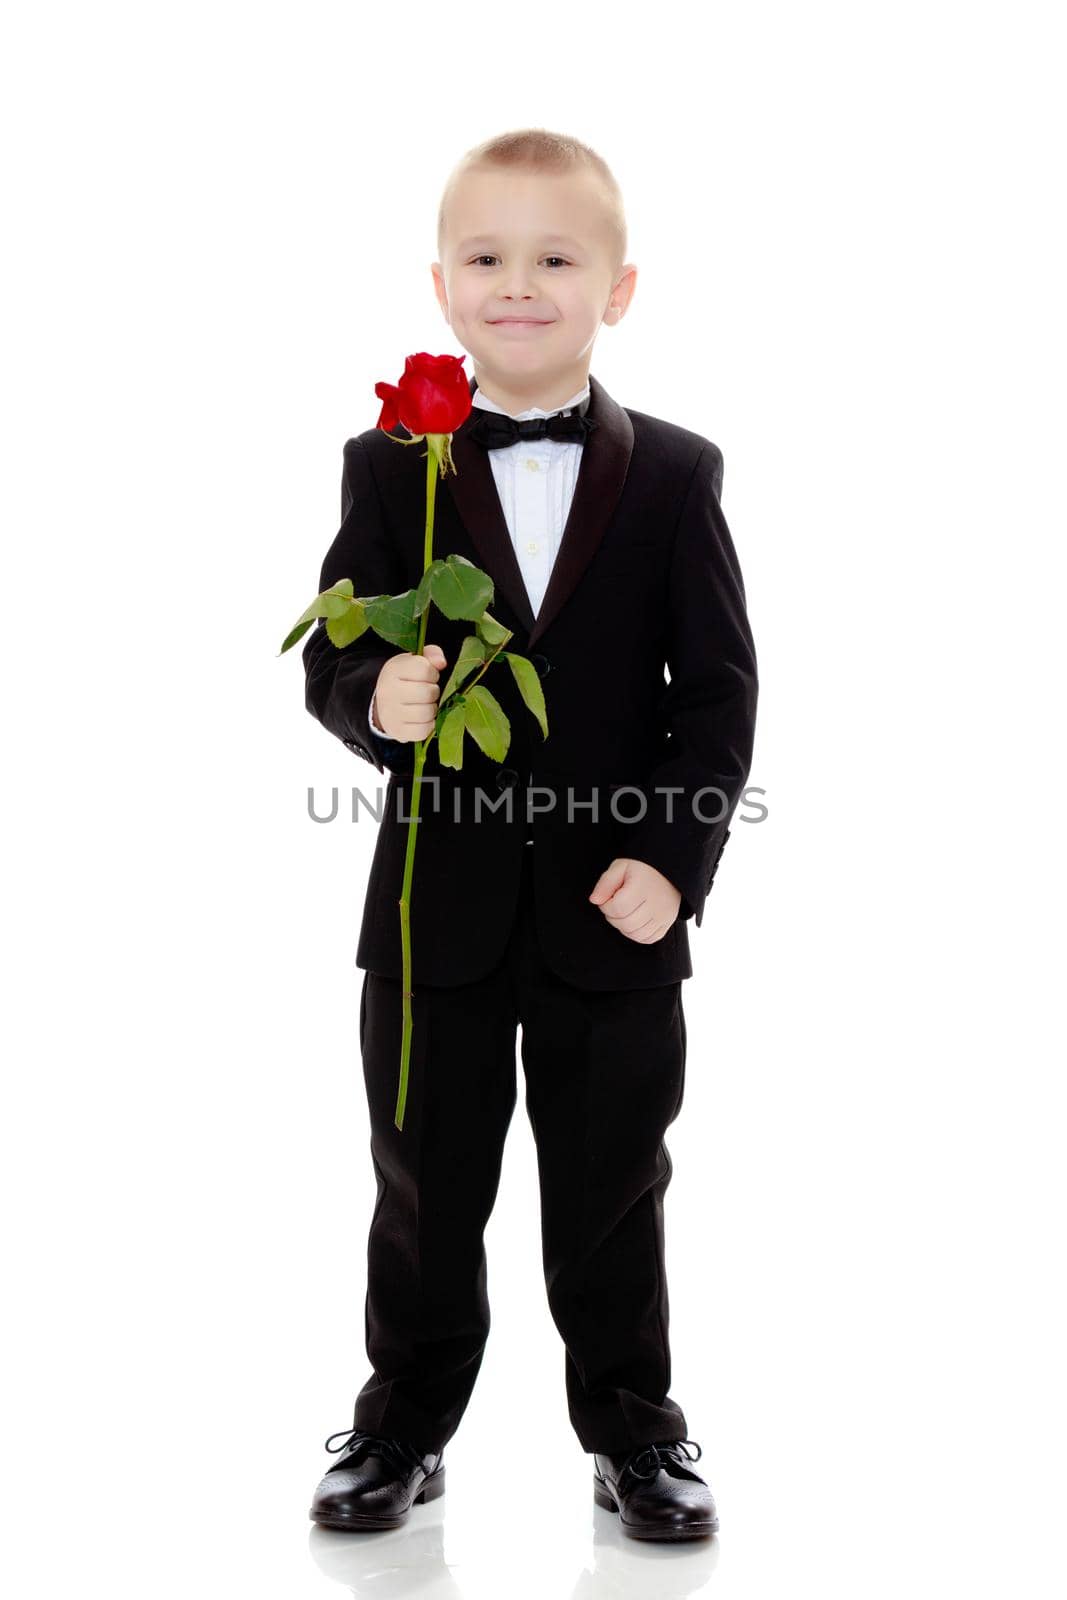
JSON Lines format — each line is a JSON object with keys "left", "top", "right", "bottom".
{"left": 369, "top": 381, "right": 590, "bottom": 739}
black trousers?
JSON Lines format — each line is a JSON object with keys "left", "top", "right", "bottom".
{"left": 351, "top": 842, "right": 690, "bottom": 1456}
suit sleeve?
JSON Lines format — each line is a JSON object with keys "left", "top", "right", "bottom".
{"left": 623, "top": 442, "right": 758, "bottom": 927}
{"left": 301, "top": 437, "right": 415, "bottom": 777}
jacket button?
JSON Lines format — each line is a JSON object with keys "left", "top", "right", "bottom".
{"left": 530, "top": 653, "right": 551, "bottom": 678}
{"left": 496, "top": 767, "right": 519, "bottom": 790}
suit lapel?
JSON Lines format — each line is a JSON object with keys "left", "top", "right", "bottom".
{"left": 443, "top": 371, "right": 635, "bottom": 649}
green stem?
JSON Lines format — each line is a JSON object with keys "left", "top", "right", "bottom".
{"left": 394, "top": 440, "right": 441, "bottom": 1130}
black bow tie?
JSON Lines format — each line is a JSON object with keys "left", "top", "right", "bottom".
{"left": 466, "top": 408, "right": 598, "bottom": 451}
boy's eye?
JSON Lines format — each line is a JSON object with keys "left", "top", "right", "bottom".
{"left": 468, "top": 255, "right": 571, "bottom": 269}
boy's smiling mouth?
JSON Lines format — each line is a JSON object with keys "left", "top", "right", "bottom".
{"left": 487, "top": 316, "right": 556, "bottom": 331}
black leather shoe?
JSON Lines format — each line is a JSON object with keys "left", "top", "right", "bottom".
{"left": 593, "top": 1438, "right": 718, "bottom": 1540}
{"left": 309, "top": 1427, "right": 445, "bottom": 1531}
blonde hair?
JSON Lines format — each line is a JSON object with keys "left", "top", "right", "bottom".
{"left": 437, "top": 127, "right": 628, "bottom": 277}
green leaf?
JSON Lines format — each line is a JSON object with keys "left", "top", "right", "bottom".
{"left": 501, "top": 652, "right": 549, "bottom": 741}
{"left": 476, "top": 611, "right": 510, "bottom": 647}
{"left": 320, "top": 578, "right": 355, "bottom": 616}
{"left": 436, "top": 697, "right": 467, "bottom": 769}
{"left": 364, "top": 589, "right": 421, "bottom": 652}
{"left": 413, "top": 559, "right": 447, "bottom": 617}
{"left": 439, "top": 633, "right": 486, "bottom": 701}
{"left": 325, "top": 598, "right": 369, "bottom": 648}
{"left": 426, "top": 554, "right": 494, "bottom": 621}
{"left": 464, "top": 685, "right": 510, "bottom": 763}
{"left": 278, "top": 578, "right": 356, "bottom": 653}
{"left": 279, "top": 617, "right": 316, "bottom": 654}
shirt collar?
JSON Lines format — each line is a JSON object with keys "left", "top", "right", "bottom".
{"left": 471, "top": 382, "right": 591, "bottom": 421}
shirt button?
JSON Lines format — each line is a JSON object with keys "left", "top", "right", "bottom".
{"left": 524, "top": 457, "right": 540, "bottom": 471}
{"left": 526, "top": 540, "right": 539, "bottom": 554}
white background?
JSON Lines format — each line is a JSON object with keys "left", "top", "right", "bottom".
{"left": 3, "top": 3, "right": 1064, "bottom": 1596}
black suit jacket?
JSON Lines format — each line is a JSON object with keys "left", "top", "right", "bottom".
{"left": 302, "top": 372, "right": 758, "bottom": 989}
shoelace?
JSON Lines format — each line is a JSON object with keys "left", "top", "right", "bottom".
{"left": 323, "top": 1426, "right": 427, "bottom": 1475}
{"left": 627, "top": 1437, "right": 703, "bottom": 1481}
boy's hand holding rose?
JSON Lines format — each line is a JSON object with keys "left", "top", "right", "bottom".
{"left": 371, "top": 646, "right": 448, "bottom": 742}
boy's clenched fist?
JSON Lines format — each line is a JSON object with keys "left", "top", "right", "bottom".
{"left": 588, "top": 859, "right": 683, "bottom": 942}
{"left": 371, "top": 645, "right": 448, "bottom": 742}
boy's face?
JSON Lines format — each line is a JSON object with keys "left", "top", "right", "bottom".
{"left": 432, "top": 166, "right": 635, "bottom": 398}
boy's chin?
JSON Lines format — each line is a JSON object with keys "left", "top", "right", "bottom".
{"left": 471, "top": 342, "right": 579, "bottom": 375}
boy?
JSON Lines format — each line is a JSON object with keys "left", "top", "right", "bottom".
{"left": 304, "top": 128, "right": 758, "bottom": 1541}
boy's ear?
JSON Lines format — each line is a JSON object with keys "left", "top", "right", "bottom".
{"left": 430, "top": 261, "right": 450, "bottom": 320}
{"left": 610, "top": 263, "right": 638, "bottom": 320}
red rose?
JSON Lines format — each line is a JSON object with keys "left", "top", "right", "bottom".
{"left": 374, "top": 352, "right": 472, "bottom": 437}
